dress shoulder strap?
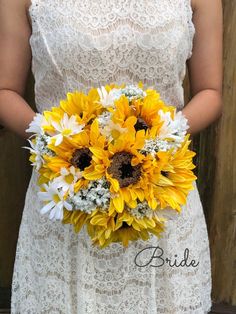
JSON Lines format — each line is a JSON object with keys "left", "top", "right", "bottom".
{"left": 184, "top": 0, "right": 196, "bottom": 59}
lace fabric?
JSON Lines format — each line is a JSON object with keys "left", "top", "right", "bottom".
{"left": 11, "top": 0, "right": 212, "bottom": 313}
{"left": 28, "top": 0, "right": 195, "bottom": 113}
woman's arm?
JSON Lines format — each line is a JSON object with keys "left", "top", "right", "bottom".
{"left": 0, "top": 0, "right": 36, "bottom": 139}
{"left": 183, "top": 0, "right": 223, "bottom": 135}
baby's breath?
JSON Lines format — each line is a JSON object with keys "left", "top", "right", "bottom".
{"left": 127, "top": 201, "right": 154, "bottom": 219}
{"left": 97, "top": 111, "right": 112, "bottom": 129}
{"left": 141, "top": 138, "right": 180, "bottom": 156}
{"left": 67, "top": 179, "right": 110, "bottom": 214}
{"left": 121, "top": 85, "right": 146, "bottom": 101}
{"left": 36, "top": 135, "right": 55, "bottom": 156}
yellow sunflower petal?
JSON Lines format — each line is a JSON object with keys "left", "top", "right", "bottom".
{"left": 112, "top": 195, "right": 124, "bottom": 213}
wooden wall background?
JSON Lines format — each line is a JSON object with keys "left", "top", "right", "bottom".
{"left": 0, "top": 0, "right": 235, "bottom": 311}
{"left": 198, "top": 0, "right": 235, "bottom": 306}
{"left": 0, "top": 73, "right": 36, "bottom": 308}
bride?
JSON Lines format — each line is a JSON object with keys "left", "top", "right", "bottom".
{"left": 0, "top": 0, "right": 223, "bottom": 313}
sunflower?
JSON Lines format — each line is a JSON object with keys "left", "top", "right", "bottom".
{"left": 111, "top": 88, "right": 175, "bottom": 139}
{"left": 63, "top": 209, "right": 89, "bottom": 233}
{"left": 38, "top": 119, "right": 108, "bottom": 191}
{"left": 104, "top": 130, "right": 160, "bottom": 214}
{"left": 85, "top": 207, "right": 166, "bottom": 248}
{"left": 151, "top": 134, "right": 197, "bottom": 211}
{"left": 59, "top": 88, "right": 103, "bottom": 125}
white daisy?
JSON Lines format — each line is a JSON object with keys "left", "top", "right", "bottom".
{"left": 101, "top": 120, "right": 127, "bottom": 140}
{"left": 158, "top": 109, "right": 189, "bottom": 142}
{"left": 142, "top": 110, "right": 189, "bottom": 155}
{"left": 24, "top": 138, "right": 44, "bottom": 170}
{"left": 50, "top": 113, "right": 84, "bottom": 146}
{"left": 53, "top": 166, "right": 82, "bottom": 195}
{"left": 97, "top": 111, "right": 127, "bottom": 140}
{"left": 38, "top": 181, "right": 72, "bottom": 221}
{"left": 96, "top": 86, "right": 122, "bottom": 108}
{"left": 25, "top": 113, "right": 49, "bottom": 136}
{"left": 23, "top": 135, "right": 54, "bottom": 170}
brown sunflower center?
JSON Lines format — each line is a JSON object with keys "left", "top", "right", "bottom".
{"left": 134, "top": 117, "right": 149, "bottom": 132}
{"left": 161, "top": 171, "right": 169, "bottom": 177}
{"left": 107, "top": 151, "right": 141, "bottom": 188}
{"left": 70, "top": 148, "right": 92, "bottom": 170}
{"left": 114, "top": 216, "right": 130, "bottom": 229}
{"left": 122, "top": 221, "right": 130, "bottom": 228}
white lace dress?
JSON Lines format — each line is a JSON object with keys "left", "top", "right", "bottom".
{"left": 11, "top": 0, "right": 212, "bottom": 313}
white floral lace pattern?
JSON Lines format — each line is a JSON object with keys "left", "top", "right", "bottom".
{"left": 11, "top": 0, "right": 212, "bottom": 313}
{"left": 28, "top": 0, "right": 195, "bottom": 113}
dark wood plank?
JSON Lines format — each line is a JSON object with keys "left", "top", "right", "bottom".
{"left": 211, "top": 302, "right": 236, "bottom": 314}
{"left": 0, "top": 286, "right": 10, "bottom": 309}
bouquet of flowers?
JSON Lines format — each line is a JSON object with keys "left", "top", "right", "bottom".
{"left": 25, "top": 82, "right": 197, "bottom": 248}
